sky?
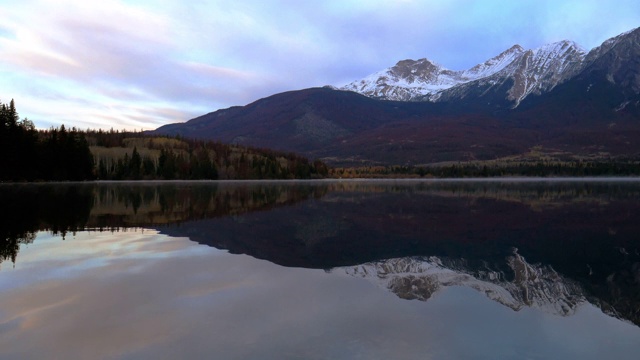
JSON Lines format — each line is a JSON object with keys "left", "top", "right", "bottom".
{"left": 1, "top": 0, "right": 639, "bottom": 131}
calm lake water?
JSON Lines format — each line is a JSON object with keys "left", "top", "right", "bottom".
{"left": 1, "top": 179, "right": 640, "bottom": 359}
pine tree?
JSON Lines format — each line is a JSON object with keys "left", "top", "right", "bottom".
{"left": 8, "top": 99, "right": 18, "bottom": 127}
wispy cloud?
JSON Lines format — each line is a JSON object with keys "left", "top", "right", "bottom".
{"left": 0, "top": 0, "right": 639, "bottom": 130}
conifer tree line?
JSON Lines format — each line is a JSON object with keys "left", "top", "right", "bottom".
{"left": 331, "top": 161, "right": 640, "bottom": 178}
{"left": 0, "top": 99, "right": 94, "bottom": 181}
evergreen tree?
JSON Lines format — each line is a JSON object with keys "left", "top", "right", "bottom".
{"left": 130, "top": 147, "right": 142, "bottom": 179}
{"left": 9, "top": 99, "right": 18, "bottom": 127}
{"left": 142, "top": 157, "right": 155, "bottom": 178}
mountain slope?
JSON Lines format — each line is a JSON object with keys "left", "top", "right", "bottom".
{"left": 154, "top": 88, "right": 535, "bottom": 164}
{"left": 155, "top": 88, "right": 449, "bottom": 158}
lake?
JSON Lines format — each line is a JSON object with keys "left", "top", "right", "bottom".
{"left": 1, "top": 179, "right": 640, "bottom": 359}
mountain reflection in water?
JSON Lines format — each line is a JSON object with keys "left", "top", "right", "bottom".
{"left": 337, "top": 253, "right": 584, "bottom": 317}
{"left": 1, "top": 179, "right": 640, "bottom": 327}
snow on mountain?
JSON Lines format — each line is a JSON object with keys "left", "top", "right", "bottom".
{"left": 341, "top": 58, "right": 466, "bottom": 101}
{"left": 341, "top": 39, "right": 587, "bottom": 106}
{"left": 334, "top": 251, "right": 585, "bottom": 316}
{"left": 502, "top": 40, "right": 586, "bottom": 105}
{"left": 341, "top": 45, "right": 525, "bottom": 102}
{"left": 461, "top": 44, "right": 525, "bottom": 80}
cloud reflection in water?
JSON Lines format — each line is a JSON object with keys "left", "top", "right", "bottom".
{"left": 0, "top": 230, "right": 639, "bottom": 359}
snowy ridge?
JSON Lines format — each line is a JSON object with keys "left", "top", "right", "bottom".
{"left": 341, "top": 38, "right": 590, "bottom": 106}
{"left": 341, "top": 45, "right": 527, "bottom": 102}
{"left": 335, "top": 251, "right": 585, "bottom": 316}
{"left": 461, "top": 44, "right": 525, "bottom": 79}
{"left": 341, "top": 58, "right": 465, "bottom": 101}
{"left": 502, "top": 40, "right": 586, "bottom": 105}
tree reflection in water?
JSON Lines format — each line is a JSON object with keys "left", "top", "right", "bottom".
{"left": 1, "top": 179, "right": 639, "bottom": 326}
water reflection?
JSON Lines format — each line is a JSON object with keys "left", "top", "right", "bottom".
{"left": 0, "top": 181, "right": 326, "bottom": 263}
{"left": 1, "top": 179, "right": 640, "bottom": 329}
{"left": 337, "top": 253, "right": 584, "bottom": 316}
{"left": 9, "top": 231, "right": 638, "bottom": 359}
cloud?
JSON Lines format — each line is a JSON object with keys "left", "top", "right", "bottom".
{"left": 0, "top": 0, "right": 639, "bottom": 130}
{"left": 0, "top": 0, "right": 308, "bottom": 129}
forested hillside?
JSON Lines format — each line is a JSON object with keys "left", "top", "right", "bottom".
{"left": 0, "top": 98, "right": 328, "bottom": 181}
{"left": 87, "top": 130, "right": 329, "bottom": 180}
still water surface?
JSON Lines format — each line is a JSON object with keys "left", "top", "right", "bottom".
{"left": 1, "top": 179, "right": 640, "bottom": 359}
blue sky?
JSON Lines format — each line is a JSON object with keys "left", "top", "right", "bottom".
{"left": 1, "top": 0, "right": 639, "bottom": 130}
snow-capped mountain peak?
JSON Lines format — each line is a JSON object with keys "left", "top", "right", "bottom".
{"left": 341, "top": 38, "right": 590, "bottom": 106}
{"left": 341, "top": 57, "right": 463, "bottom": 101}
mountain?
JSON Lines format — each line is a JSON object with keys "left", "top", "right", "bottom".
{"left": 342, "top": 39, "right": 587, "bottom": 107}
{"left": 340, "top": 44, "right": 526, "bottom": 102}
{"left": 343, "top": 27, "right": 640, "bottom": 111}
{"left": 581, "top": 28, "right": 640, "bottom": 99}
{"left": 154, "top": 27, "right": 640, "bottom": 165}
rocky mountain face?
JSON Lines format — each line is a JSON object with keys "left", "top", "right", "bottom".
{"left": 342, "top": 29, "right": 640, "bottom": 108}
{"left": 582, "top": 28, "right": 640, "bottom": 97}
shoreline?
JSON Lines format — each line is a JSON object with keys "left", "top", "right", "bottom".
{"left": 4, "top": 176, "right": 640, "bottom": 185}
